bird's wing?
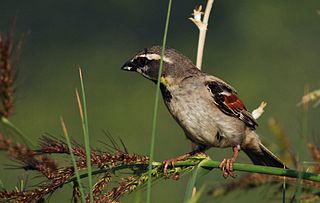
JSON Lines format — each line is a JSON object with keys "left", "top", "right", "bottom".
{"left": 205, "top": 78, "right": 258, "bottom": 129}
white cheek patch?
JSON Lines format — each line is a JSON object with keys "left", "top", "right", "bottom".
{"left": 137, "top": 53, "right": 173, "bottom": 64}
{"left": 124, "top": 66, "right": 133, "bottom": 71}
{"left": 136, "top": 66, "right": 152, "bottom": 80}
{"left": 138, "top": 68, "right": 151, "bottom": 79}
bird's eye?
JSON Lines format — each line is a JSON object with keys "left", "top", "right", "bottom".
{"left": 134, "top": 57, "right": 149, "bottom": 67}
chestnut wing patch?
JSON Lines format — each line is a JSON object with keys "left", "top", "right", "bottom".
{"left": 206, "top": 81, "right": 258, "bottom": 129}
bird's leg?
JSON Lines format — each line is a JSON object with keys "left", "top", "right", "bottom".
{"left": 219, "top": 145, "right": 240, "bottom": 178}
{"left": 163, "top": 149, "right": 206, "bottom": 177}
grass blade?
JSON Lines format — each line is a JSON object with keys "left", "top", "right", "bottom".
{"left": 76, "top": 68, "right": 93, "bottom": 203}
{"left": 133, "top": 191, "right": 142, "bottom": 203}
{"left": 0, "top": 179, "right": 4, "bottom": 190}
{"left": 294, "top": 85, "right": 309, "bottom": 200}
{"left": 282, "top": 173, "right": 286, "bottom": 203}
{"left": 1, "top": 117, "right": 35, "bottom": 149}
{"left": 60, "top": 117, "right": 86, "bottom": 203}
{"left": 146, "top": 0, "right": 173, "bottom": 202}
{"left": 184, "top": 158, "right": 212, "bottom": 202}
{"left": 186, "top": 185, "right": 205, "bottom": 203}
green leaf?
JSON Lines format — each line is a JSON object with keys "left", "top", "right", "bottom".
{"left": 146, "top": 0, "right": 173, "bottom": 202}
{"left": 60, "top": 117, "right": 86, "bottom": 203}
{"left": 186, "top": 185, "right": 205, "bottom": 203}
{"left": 0, "top": 179, "right": 4, "bottom": 190}
{"left": 76, "top": 68, "right": 93, "bottom": 203}
{"left": 1, "top": 117, "right": 35, "bottom": 149}
{"left": 184, "top": 158, "right": 213, "bottom": 202}
{"left": 133, "top": 190, "right": 142, "bottom": 203}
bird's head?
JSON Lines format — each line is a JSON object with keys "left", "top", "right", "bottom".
{"left": 121, "top": 45, "right": 199, "bottom": 84}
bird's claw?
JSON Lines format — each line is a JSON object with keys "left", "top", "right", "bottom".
{"left": 163, "top": 150, "right": 206, "bottom": 179}
{"left": 219, "top": 158, "right": 237, "bottom": 178}
{"left": 163, "top": 158, "right": 177, "bottom": 177}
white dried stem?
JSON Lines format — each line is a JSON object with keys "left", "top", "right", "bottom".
{"left": 189, "top": 1, "right": 215, "bottom": 198}
{"left": 189, "top": 0, "right": 215, "bottom": 70}
{"left": 252, "top": 101, "right": 267, "bottom": 120}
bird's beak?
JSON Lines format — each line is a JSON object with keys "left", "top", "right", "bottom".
{"left": 121, "top": 61, "right": 136, "bottom": 72}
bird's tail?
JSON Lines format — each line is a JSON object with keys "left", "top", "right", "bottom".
{"left": 243, "top": 143, "right": 287, "bottom": 168}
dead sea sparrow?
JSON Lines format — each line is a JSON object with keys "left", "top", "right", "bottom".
{"left": 121, "top": 46, "right": 286, "bottom": 177}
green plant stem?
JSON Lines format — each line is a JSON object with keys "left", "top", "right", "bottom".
{"left": 175, "top": 160, "right": 320, "bottom": 182}
{"left": 66, "top": 163, "right": 149, "bottom": 184}
{"left": 1, "top": 117, "right": 35, "bottom": 149}
{"left": 184, "top": 158, "right": 212, "bottom": 202}
{"left": 146, "top": 0, "right": 173, "bottom": 203}
{"left": 282, "top": 175, "right": 286, "bottom": 203}
{"left": 296, "top": 89, "right": 309, "bottom": 199}
{"left": 67, "top": 159, "right": 320, "bottom": 186}
{"left": 60, "top": 117, "right": 86, "bottom": 203}
{"left": 61, "top": 159, "right": 320, "bottom": 203}
{"left": 0, "top": 179, "right": 4, "bottom": 190}
{"left": 78, "top": 69, "right": 93, "bottom": 203}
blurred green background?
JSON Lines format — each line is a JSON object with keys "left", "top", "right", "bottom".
{"left": 1, "top": 0, "right": 320, "bottom": 202}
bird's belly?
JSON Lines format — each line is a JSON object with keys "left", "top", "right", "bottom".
{"left": 165, "top": 91, "right": 245, "bottom": 148}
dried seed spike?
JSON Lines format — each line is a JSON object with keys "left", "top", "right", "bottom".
{"left": 0, "top": 28, "right": 17, "bottom": 118}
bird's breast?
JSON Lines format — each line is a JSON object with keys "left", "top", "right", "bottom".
{"left": 161, "top": 83, "right": 245, "bottom": 148}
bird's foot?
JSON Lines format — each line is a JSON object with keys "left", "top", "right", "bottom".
{"left": 219, "top": 158, "right": 237, "bottom": 178}
{"left": 163, "top": 157, "right": 180, "bottom": 177}
{"left": 163, "top": 150, "right": 206, "bottom": 178}
{"left": 219, "top": 145, "right": 240, "bottom": 178}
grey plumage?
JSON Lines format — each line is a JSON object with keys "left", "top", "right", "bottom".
{"left": 121, "top": 45, "right": 286, "bottom": 170}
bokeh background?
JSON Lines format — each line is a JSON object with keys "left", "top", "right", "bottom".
{"left": 1, "top": 0, "right": 320, "bottom": 202}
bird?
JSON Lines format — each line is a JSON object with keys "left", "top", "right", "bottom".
{"left": 121, "top": 45, "right": 286, "bottom": 177}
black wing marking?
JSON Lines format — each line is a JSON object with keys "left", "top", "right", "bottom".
{"left": 206, "top": 81, "right": 258, "bottom": 129}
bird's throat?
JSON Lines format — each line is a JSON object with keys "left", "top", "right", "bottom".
{"left": 160, "top": 83, "right": 172, "bottom": 103}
